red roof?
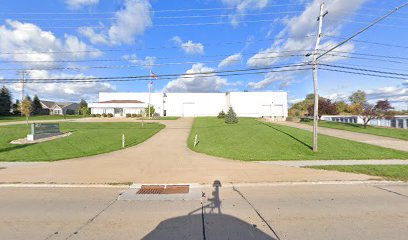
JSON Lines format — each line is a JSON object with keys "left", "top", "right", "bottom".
{"left": 98, "top": 100, "right": 145, "bottom": 104}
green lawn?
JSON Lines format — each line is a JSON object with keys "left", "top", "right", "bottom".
{"left": 308, "top": 165, "right": 408, "bottom": 181}
{"left": 303, "top": 120, "right": 408, "bottom": 141}
{"left": 0, "top": 122, "right": 164, "bottom": 162}
{"left": 0, "top": 115, "right": 86, "bottom": 123}
{"left": 188, "top": 117, "right": 408, "bottom": 161}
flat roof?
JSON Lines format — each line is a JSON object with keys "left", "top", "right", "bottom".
{"left": 98, "top": 100, "right": 145, "bottom": 104}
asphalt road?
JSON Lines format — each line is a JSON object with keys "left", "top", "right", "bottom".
{"left": 1, "top": 182, "right": 407, "bottom": 240}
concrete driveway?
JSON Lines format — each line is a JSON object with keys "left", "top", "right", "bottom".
{"left": 0, "top": 118, "right": 372, "bottom": 184}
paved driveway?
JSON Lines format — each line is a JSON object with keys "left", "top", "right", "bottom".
{"left": 0, "top": 118, "right": 372, "bottom": 184}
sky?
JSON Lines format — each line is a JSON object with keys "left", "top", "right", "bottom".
{"left": 0, "top": 0, "right": 407, "bottom": 109}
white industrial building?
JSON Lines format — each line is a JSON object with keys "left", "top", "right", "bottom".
{"left": 321, "top": 115, "right": 408, "bottom": 129}
{"left": 89, "top": 92, "right": 288, "bottom": 118}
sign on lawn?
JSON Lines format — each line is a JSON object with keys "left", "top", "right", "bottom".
{"left": 31, "top": 123, "right": 60, "bottom": 135}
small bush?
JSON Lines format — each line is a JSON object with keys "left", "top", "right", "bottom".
{"left": 90, "top": 114, "right": 96, "bottom": 117}
{"left": 217, "top": 110, "right": 226, "bottom": 119}
{"left": 96, "top": 114, "right": 101, "bottom": 117}
{"left": 225, "top": 107, "right": 238, "bottom": 124}
{"left": 102, "top": 113, "right": 107, "bottom": 117}
{"left": 126, "top": 113, "right": 131, "bottom": 118}
{"left": 107, "top": 113, "right": 113, "bottom": 118}
{"left": 136, "top": 113, "right": 143, "bottom": 118}
{"left": 131, "top": 114, "right": 137, "bottom": 118}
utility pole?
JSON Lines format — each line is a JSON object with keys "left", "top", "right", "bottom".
{"left": 19, "top": 70, "right": 26, "bottom": 102}
{"left": 148, "top": 70, "right": 153, "bottom": 119}
{"left": 311, "top": 3, "right": 328, "bottom": 152}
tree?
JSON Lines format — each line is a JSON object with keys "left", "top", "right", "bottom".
{"left": 12, "top": 100, "right": 21, "bottom": 115}
{"left": 145, "top": 105, "right": 155, "bottom": 117}
{"left": 225, "top": 107, "right": 238, "bottom": 124}
{"left": 0, "top": 86, "right": 12, "bottom": 115}
{"left": 20, "top": 98, "right": 32, "bottom": 126}
{"left": 217, "top": 110, "right": 226, "bottom": 118}
{"left": 335, "top": 101, "right": 350, "bottom": 114}
{"left": 351, "top": 100, "right": 394, "bottom": 128}
{"left": 307, "top": 98, "right": 338, "bottom": 119}
{"left": 31, "top": 95, "right": 43, "bottom": 115}
{"left": 79, "top": 99, "right": 88, "bottom": 109}
{"left": 349, "top": 90, "right": 366, "bottom": 105}
{"left": 79, "top": 99, "right": 89, "bottom": 115}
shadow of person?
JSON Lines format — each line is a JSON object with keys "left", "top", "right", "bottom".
{"left": 142, "top": 180, "right": 276, "bottom": 239}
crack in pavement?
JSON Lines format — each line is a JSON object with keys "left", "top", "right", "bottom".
{"left": 372, "top": 185, "right": 408, "bottom": 199}
{"left": 232, "top": 184, "right": 281, "bottom": 240}
{"left": 59, "top": 192, "right": 122, "bottom": 240}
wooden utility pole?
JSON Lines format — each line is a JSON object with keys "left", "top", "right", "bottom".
{"left": 311, "top": 3, "right": 327, "bottom": 152}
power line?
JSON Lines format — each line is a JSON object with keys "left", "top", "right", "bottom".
{"left": 317, "top": 2, "right": 408, "bottom": 60}
{"left": 320, "top": 64, "right": 408, "bottom": 77}
{"left": 324, "top": 35, "right": 408, "bottom": 49}
{"left": 11, "top": 10, "right": 303, "bottom": 21}
{"left": 320, "top": 67, "right": 408, "bottom": 80}
{"left": 0, "top": 3, "right": 304, "bottom": 15}
{"left": 2, "top": 63, "right": 309, "bottom": 82}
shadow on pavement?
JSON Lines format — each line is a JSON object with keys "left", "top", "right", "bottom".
{"left": 142, "top": 180, "right": 276, "bottom": 240}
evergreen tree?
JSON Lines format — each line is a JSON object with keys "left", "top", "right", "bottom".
{"left": 12, "top": 99, "right": 21, "bottom": 115}
{"left": 0, "top": 86, "right": 12, "bottom": 115}
{"left": 225, "top": 107, "right": 238, "bottom": 124}
{"left": 217, "top": 110, "right": 226, "bottom": 118}
{"left": 79, "top": 99, "right": 88, "bottom": 109}
{"left": 32, "top": 94, "right": 42, "bottom": 115}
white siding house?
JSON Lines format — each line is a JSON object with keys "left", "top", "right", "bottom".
{"left": 89, "top": 92, "right": 288, "bottom": 118}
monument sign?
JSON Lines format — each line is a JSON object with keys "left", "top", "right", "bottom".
{"left": 27, "top": 123, "right": 62, "bottom": 141}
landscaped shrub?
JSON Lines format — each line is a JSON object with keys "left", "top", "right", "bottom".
{"left": 102, "top": 113, "right": 107, "bottom": 117}
{"left": 126, "top": 113, "right": 131, "bottom": 118}
{"left": 131, "top": 114, "right": 137, "bottom": 118}
{"left": 136, "top": 113, "right": 143, "bottom": 118}
{"left": 90, "top": 114, "right": 96, "bottom": 117}
{"left": 96, "top": 114, "right": 101, "bottom": 117}
{"left": 225, "top": 107, "right": 238, "bottom": 124}
{"left": 217, "top": 110, "right": 226, "bottom": 118}
{"left": 107, "top": 113, "right": 113, "bottom": 118}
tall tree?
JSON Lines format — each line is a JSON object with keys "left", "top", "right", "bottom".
{"left": 351, "top": 100, "right": 395, "bottom": 128}
{"left": 12, "top": 99, "right": 21, "bottom": 115}
{"left": 79, "top": 99, "right": 88, "bottom": 109}
{"left": 32, "top": 95, "right": 42, "bottom": 115}
{"left": 349, "top": 90, "right": 367, "bottom": 105}
{"left": 307, "top": 98, "right": 339, "bottom": 119}
{"left": 0, "top": 86, "right": 12, "bottom": 115}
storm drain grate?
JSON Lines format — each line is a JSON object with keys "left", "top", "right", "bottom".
{"left": 136, "top": 185, "right": 190, "bottom": 194}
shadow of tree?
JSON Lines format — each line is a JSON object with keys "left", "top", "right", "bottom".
{"left": 0, "top": 144, "right": 32, "bottom": 154}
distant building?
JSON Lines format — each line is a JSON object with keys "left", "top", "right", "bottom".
{"left": 89, "top": 92, "right": 288, "bottom": 118}
{"left": 321, "top": 115, "right": 408, "bottom": 129}
{"left": 40, "top": 101, "right": 80, "bottom": 115}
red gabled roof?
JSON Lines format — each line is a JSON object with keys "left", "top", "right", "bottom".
{"left": 98, "top": 100, "right": 145, "bottom": 104}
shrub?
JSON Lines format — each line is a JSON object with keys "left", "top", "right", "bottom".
{"left": 136, "top": 113, "right": 143, "bottom": 118}
{"left": 225, "top": 107, "right": 238, "bottom": 124}
{"left": 131, "top": 114, "right": 137, "bottom": 118}
{"left": 107, "top": 113, "right": 113, "bottom": 118}
{"left": 217, "top": 110, "right": 226, "bottom": 119}
{"left": 90, "top": 114, "right": 96, "bottom": 117}
{"left": 102, "top": 113, "right": 107, "bottom": 117}
{"left": 126, "top": 113, "right": 131, "bottom": 118}
{"left": 96, "top": 114, "right": 101, "bottom": 117}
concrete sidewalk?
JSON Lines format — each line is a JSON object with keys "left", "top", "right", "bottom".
{"left": 275, "top": 121, "right": 408, "bottom": 152}
{"left": 0, "top": 118, "right": 373, "bottom": 184}
{"left": 258, "top": 159, "right": 408, "bottom": 167}
{"left": 1, "top": 183, "right": 407, "bottom": 240}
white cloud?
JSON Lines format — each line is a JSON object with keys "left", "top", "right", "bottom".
{"left": 221, "top": 0, "right": 270, "bottom": 27}
{"left": 9, "top": 70, "right": 115, "bottom": 101}
{"left": 0, "top": 20, "right": 101, "bottom": 68}
{"left": 246, "top": 0, "right": 367, "bottom": 89}
{"left": 171, "top": 36, "right": 204, "bottom": 55}
{"left": 248, "top": 72, "right": 294, "bottom": 90}
{"left": 123, "top": 54, "right": 156, "bottom": 69}
{"left": 65, "top": 0, "right": 99, "bottom": 10}
{"left": 163, "top": 64, "right": 228, "bottom": 92}
{"left": 79, "top": 0, "right": 152, "bottom": 45}
{"left": 218, "top": 53, "right": 242, "bottom": 68}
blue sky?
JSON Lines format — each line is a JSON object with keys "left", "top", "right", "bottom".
{"left": 0, "top": 0, "right": 407, "bottom": 109}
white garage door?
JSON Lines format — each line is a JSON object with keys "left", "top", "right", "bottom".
{"left": 182, "top": 103, "right": 195, "bottom": 117}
